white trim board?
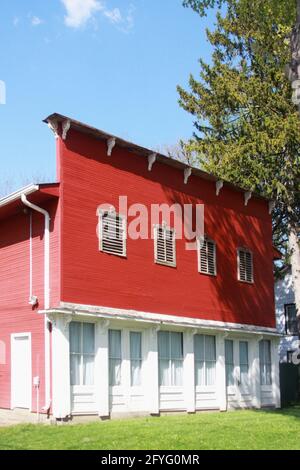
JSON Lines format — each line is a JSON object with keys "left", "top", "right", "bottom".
{"left": 39, "top": 302, "right": 280, "bottom": 337}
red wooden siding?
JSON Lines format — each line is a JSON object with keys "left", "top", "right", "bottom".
{"left": 59, "top": 130, "right": 275, "bottom": 328}
{"left": 0, "top": 199, "right": 60, "bottom": 411}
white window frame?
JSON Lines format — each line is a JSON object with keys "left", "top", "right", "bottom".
{"left": 129, "top": 331, "right": 143, "bottom": 388}
{"left": 158, "top": 331, "right": 183, "bottom": 387}
{"left": 153, "top": 223, "right": 176, "bottom": 267}
{"left": 69, "top": 322, "right": 95, "bottom": 387}
{"left": 197, "top": 237, "right": 217, "bottom": 276}
{"left": 194, "top": 334, "right": 217, "bottom": 388}
{"left": 98, "top": 209, "right": 127, "bottom": 258}
{"left": 237, "top": 247, "right": 254, "bottom": 284}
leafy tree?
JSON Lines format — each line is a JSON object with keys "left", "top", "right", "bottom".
{"left": 178, "top": 0, "right": 300, "bottom": 315}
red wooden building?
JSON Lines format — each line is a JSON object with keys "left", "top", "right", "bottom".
{"left": 0, "top": 113, "right": 280, "bottom": 419}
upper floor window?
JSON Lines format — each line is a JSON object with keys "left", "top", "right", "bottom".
{"left": 99, "top": 211, "right": 126, "bottom": 257}
{"left": 198, "top": 238, "right": 216, "bottom": 276}
{"left": 285, "top": 303, "right": 298, "bottom": 336}
{"left": 237, "top": 248, "right": 253, "bottom": 283}
{"left": 154, "top": 225, "right": 176, "bottom": 267}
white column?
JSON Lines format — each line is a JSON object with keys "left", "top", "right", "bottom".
{"left": 216, "top": 334, "right": 227, "bottom": 411}
{"left": 183, "top": 331, "right": 195, "bottom": 413}
{"left": 252, "top": 338, "right": 261, "bottom": 409}
{"left": 144, "top": 327, "right": 159, "bottom": 415}
{"left": 95, "top": 320, "right": 110, "bottom": 418}
{"left": 51, "top": 315, "right": 71, "bottom": 419}
{"left": 272, "top": 338, "right": 281, "bottom": 408}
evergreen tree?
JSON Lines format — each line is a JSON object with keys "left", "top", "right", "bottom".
{"left": 178, "top": 0, "right": 300, "bottom": 314}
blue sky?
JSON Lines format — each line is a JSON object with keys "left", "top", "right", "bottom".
{"left": 0, "top": 0, "right": 216, "bottom": 191}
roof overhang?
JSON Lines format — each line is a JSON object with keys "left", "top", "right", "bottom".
{"left": 44, "top": 113, "right": 270, "bottom": 204}
{"left": 39, "top": 301, "right": 281, "bottom": 338}
{"left": 0, "top": 183, "right": 59, "bottom": 221}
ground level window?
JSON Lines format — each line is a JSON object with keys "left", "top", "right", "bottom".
{"left": 130, "top": 332, "right": 142, "bottom": 386}
{"left": 109, "top": 330, "right": 122, "bottom": 386}
{"left": 239, "top": 341, "right": 249, "bottom": 387}
{"left": 194, "top": 334, "right": 216, "bottom": 386}
{"left": 69, "top": 322, "right": 95, "bottom": 386}
{"left": 225, "top": 340, "right": 234, "bottom": 386}
{"left": 259, "top": 340, "right": 272, "bottom": 386}
{"left": 158, "top": 331, "right": 183, "bottom": 386}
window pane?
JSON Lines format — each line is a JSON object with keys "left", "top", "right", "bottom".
{"left": 70, "top": 354, "right": 80, "bottom": 386}
{"left": 83, "top": 323, "right": 95, "bottom": 354}
{"left": 194, "top": 335, "right": 204, "bottom": 362}
{"left": 109, "top": 330, "right": 121, "bottom": 359}
{"left": 172, "top": 360, "right": 183, "bottom": 386}
{"left": 159, "top": 359, "right": 170, "bottom": 386}
{"left": 225, "top": 340, "right": 234, "bottom": 364}
{"left": 240, "top": 364, "right": 249, "bottom": 388}
{"left": 226, "top": 364, "right": 234, "bottom": 386}
{"left": 131, "top": 360, "right": 142, "bottom": 387}
{"left": 130, "top": 332, "right": 141, "bottom": 360}
{"left": 83, "top": 355, "right": 94, "bottom": 385}
{"left": 225, "top": 340, "right": 234, "bottom": 386}
{"left": 109, "top": 359, "right": 121, "bottom": 386}
{"left": 266, "top": 364, "right": 272, "bottom": 386}
{"left": 130, "top": 332, "right": 142, "bottom": 386}
{"left": 205, "top": 336, "right": 216, "bottom": 361}
{"left": 239, "top": 341, "right": 248, "bottom": 366}
{"left": 70, "top": 322, "right": 81, "bottom": 353}
{"left": 195, "top": 360, "right": 205, "bottom": 386}
{"left": 171, "top": 332, "right": 183, "bottom": 360}
{"left": 206, "top": 361, "right": 216, "bottom": 386}
{"left": 158, "top": 331, "right": 169, "bottom": 359}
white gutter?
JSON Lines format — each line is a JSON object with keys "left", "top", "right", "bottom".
{"left": 21, "top": 194, "right": 51, "bottom": 412}
{"left": 0, "top": 184, "right": 39, "bottom": 208}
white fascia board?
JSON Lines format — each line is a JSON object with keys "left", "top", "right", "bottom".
{"left": 39, "top": 302, "right": 281, "bottom": 337}
{"left": 0, "top": 184, "right": 39, "bottom": 208}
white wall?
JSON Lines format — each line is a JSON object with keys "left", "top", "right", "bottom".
{"left": 275, "top": 272, "right": 298, "bottom": 362}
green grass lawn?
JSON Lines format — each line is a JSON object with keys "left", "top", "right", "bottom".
{"left": 0, "top": 407, "right": 300, "bottom": 450}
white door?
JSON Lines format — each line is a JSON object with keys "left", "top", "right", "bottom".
{"left": 11, "top": 334, "right": 31, "bottom": 409}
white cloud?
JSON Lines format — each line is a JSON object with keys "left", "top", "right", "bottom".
{"left": 103, "top": 8, "right": 122, "bottom": 24}
{"left": 61, "top": 0, "right": 135, "bottom": 32}
{"left": 61, "top": 0, "right": 103, "bottom": 28}
{"left": 13, "top": 17, "right": 20, "bottom": 27}
{"left": 31, "top": 16, "right": 43, "bottom": 26}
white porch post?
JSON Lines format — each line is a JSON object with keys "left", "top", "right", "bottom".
{"left": 95, "top": 320, "right": 110, "bottom": 418}
{"left": 252, "top": 338, "right": 261, "bottom": 409}
{"left": 183, "top": 331, "right": 195, "bottom": 413}
{"left": 51, "top": 315, "right": 71, "bottom": 419}
{"left": 216, "top": 333, "right": 227, "bottom": 411}
{"left": 144, "top": 327, "right": 159, "bottom": 415}
{"left": 272, "top": 338, "right": 281, "bottom": 408}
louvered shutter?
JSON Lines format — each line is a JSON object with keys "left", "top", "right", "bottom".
{"left": 199, "top": 238, "right": 216, "bottom": 276}
{"left": 155, "top": 226, "right": 176, "bottom": 266}
{"left": 238, "top": 249, "right": 253, "bottom": 282}
{"left": 100, "top": 211, "right": 126, "bottom": 256}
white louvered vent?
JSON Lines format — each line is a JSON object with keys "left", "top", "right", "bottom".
{"left": 99, "top": 211, "right": 126, "bottom": 257}
{"left": 238, "top": 249, "right": 253, "bottom": 283}
{"left": 154, "top": 225, "right": 176, "bottom": 267}
{"left": 198, "top": 238, "right": 216, "bottom": 276}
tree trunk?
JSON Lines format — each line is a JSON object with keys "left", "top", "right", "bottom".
{"left": 289, "top": 227, "right": 300, "bottom": 326}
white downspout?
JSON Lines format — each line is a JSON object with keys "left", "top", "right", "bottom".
{"left": 21, "top": 194, "right": 51, "bottom": 412}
